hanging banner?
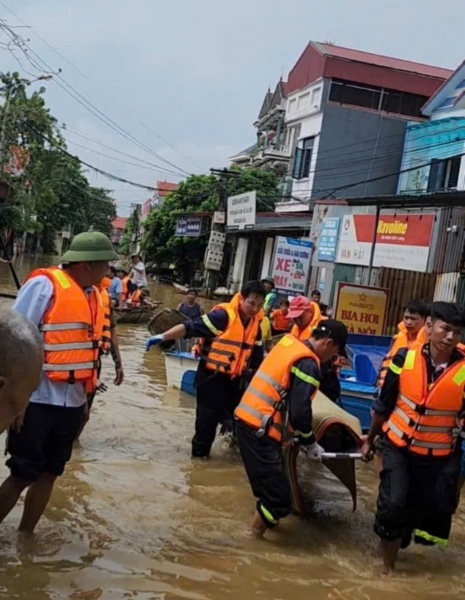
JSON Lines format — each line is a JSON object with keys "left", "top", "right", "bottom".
{"left": 271, "top": 236, "right": 313, "bottom": 295}
{"left": 336, "top": 213, "right": 434, "bottom": 272}
{"left": 318, "top": 217, "right": 340, "bottom": 262}
{"left": 335, "top": 282, "right": 390, "bottom": 335}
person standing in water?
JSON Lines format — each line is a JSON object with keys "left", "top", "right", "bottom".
{"left": 146, "top": 281, "right": 265, "bottom": 458}
{"left": 362, "top": 302, "right": 465, "bottom": 575}
{"left": 177, "top": 288, "right": 204, "bottom": 320}
{"left": 0, "top": 231, "right": 117, "bottom": 534}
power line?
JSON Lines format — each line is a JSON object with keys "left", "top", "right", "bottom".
{"left": 0, "top": 1, "right": 198, "bottom": 172}
{"left": 0, "top": 15, "right": 191, "bottom": 178}
{"left": 62, "top": 126, "right": 182, "bottom": 178}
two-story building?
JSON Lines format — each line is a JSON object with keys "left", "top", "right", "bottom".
{"left": 279, "top": 41, "right": 452, "bottom": 212}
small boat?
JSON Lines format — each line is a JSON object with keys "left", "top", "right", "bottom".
{"left": 114, "top": 302, "right": 162, "bottom": 324}
{"left": 172, "top": 282, "right": 189, "bottom": 293}
{"left": 162, "top": 332, "right": 392, "bottom": 430}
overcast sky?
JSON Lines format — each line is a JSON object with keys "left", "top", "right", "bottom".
{"left": 0, "top": 0, "right": 463, "bottom": 216}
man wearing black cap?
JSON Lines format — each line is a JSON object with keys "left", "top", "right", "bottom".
{"left": 235, "top": 319, "right": 348, "bottom": 536}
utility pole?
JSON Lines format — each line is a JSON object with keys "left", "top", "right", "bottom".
{"left": 204, "top": 168, "right": 240, "bottom": 297}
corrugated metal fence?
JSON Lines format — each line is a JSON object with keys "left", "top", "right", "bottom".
{"left": 377, "top": 268, "right": 437, "bottom": 335}
{"left": 432, "top": 208, "right": 465, "bottom": 274}
{"left": 329, "top": 263, "right": 357, "bottom": 305}
{"left": 433, "top": 272, "right": 460, "bottom": 302}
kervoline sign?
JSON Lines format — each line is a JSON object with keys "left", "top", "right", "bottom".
{"left": 336, "top": 213, "right": 434, "bottom": 272}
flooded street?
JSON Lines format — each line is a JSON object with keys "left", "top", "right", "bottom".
{"left": 1, "top": 258, "right": 465, "bottom": 599}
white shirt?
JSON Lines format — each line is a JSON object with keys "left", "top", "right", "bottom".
{"left": 13, "top": 275, "right": 88, "bottom": 407}
{"left": 130, "top": 261, "right": 147, "bottom": 287}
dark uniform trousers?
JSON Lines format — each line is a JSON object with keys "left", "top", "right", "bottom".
{"left": 375, "top": 438, "right": 461, "bottom": 545}
{"left": 192, "top": 372, "right": 244, "bottom": 457}
{"left": 236, "top": 418, "right": 292, "bottom": 525}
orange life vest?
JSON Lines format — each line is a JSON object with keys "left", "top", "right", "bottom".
{"left": 26, "top": 267, "right": 104, "bottom": 393}
{"left": 383, "top": 345, "right": 465, "bottom": 457}
{"left": 121, "top": 276, "right": 130, "bottom": 300}
{"left": 235, "top": 334, "right": 320, "bottom": 442}
{"left": 377, "top": 322, "right": 428, "bottom": 388}
{"left": 199, "top": 294, "right": 262, "bottom": 378}
{"left": 272, "top": 309, "right": 291, "bottom": 332}
{"left": 131, "top": 289, "right": 142, "bottom": 306}
{"left": 99, "top": 277, "right": 112, "bottom": 353}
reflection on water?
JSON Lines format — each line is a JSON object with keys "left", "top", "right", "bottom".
{"left": 1, "top": 257, "right": 465, "bottom": 599}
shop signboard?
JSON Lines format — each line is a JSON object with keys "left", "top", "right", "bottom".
{"left": 271, "top": 236, "right": 313, "bottom": 295}
{"left": 335, "top": 282, "right": 390, "bottom": 335}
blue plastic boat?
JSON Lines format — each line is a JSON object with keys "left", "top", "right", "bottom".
{"left": 164, "top": 332, "right": 392, "bottom": 432}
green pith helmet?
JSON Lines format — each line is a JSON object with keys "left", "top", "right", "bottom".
{"left": 262, "top": 276, "right": 275, "bottom": 285}
{"left": 61, "top": 231, "right": 118, "bottom": 263}
{"left": 115, "top": 263, "right": 129, "bottom": 274}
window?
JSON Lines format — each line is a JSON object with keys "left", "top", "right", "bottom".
{"left": 292, "top": 136, "right": 315, "bottom": 179}
{"left": 427, "top": 155, "right": 461, "bottom": 191}
{"left": 329, "top": 79, "right": 381, "bottom": 110}
{"left": 329, "top": 78, "right": 428, "bottom": 117}
{"left": 311, "top": 87, "right": 322, "bottom": 107}
{"left": 297, "top": 92, "right": 310, "bottom": 111}
{"left": 436, "top": 96, "right": 456, "bottom": 110}
{"left": 288, "top": 98, "right": 297, "bottom": 114}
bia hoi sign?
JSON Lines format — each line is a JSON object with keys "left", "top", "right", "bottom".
{"left": 227, "top": 191, "right": 256, "bottom": 230}
{"left": 335, "top": 282, "right": 390, "bottom": 335}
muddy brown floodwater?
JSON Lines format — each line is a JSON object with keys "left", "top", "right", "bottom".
{"left": 1, "top": 257, "right": 465, "bottom": 599}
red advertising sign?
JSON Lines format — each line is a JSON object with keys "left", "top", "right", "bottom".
{"left": 336, "top": 213, "right": 434, "bottom": 272}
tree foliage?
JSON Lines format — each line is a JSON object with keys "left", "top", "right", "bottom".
{"left": 0, "top": 72, "right": 116, "bottom": 252}
{"left": 143, "top": 168, "right": 279, "bottom": 283}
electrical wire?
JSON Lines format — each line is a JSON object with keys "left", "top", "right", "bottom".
{"left": 0, "top": 16, "right": 191, "bottom": 178}
{"left": 0, "top": 2, "right": 197, "bottom": 173}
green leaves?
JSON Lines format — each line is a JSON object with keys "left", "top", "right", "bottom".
{"left": 0, "top": 72, "right": 116, "bottom": 252}
{"left": 142, "top": 168, "right": 279, "bottom": 282}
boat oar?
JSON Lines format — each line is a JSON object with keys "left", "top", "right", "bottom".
{"left": 321, "top": 452, "right": 364, "bottom": 460}
{"left": 0, "top": 292, "right": 16, "bottom": 299}
{"left": 0, "top": 235, "right": 20, "bottom": 290}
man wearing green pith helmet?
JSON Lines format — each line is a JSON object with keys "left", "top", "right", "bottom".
{"left": 0, "top": 231, "right": 117, "bottom": 534}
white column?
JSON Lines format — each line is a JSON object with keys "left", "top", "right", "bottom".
{"left": 260, "top": 237, "right": 275, "bottom": 280}
{"left": 231, "top": 237, "right": 249, "bottom": 292}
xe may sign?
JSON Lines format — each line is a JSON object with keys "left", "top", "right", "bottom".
{"left": 271, "top": 236, "right": 313, "bottom": 294}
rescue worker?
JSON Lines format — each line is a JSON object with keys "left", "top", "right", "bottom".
{"left": 361, "top": 302, "right": 465, "bottom": 575}
{"left": 235, "top": 320, "right": 348, "bottom": 536}
{"left": 271, "top": 299, "right": 292, "bottom": 335}
{"left": 289, "top": 296, "right": 322, "bottom": 340}
{"left": 0, "top": 231, "right": 117, "bottom": 533}
{"left": 377, "top": 299, "right": 429, "bottom": 388}
{"left": 146, "top": 280, "right": 266, "bottom": 458}
{"left": 128, "top": 286, "right": 155, "bottom": 308}
{"left": 262, "top": 276, "right": 277, "bottom": 317}
{"left": 177, "top": 288, "right": 204, "bottom": 320}
{"left": 77, "top": 274, "right": 124, "bottom": 438}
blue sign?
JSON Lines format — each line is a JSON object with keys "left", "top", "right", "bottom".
{"left": 318, "top": 217, "right": 340, "bottom": 262}
{"left": 176, "top": 216, "right": 202, "bottom": 237}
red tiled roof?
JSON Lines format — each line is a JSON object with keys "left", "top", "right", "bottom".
{"left": 314, "top": 42, "right": 453, "bottom": 79}
{"left": 112, "top": 216, "right": 128, "bottom": 230}
{"left": 157, "top": 181, "right": 179, "bottom": 197}
{"left": 287, "top": 41, "right": 452, "bottom": 97}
